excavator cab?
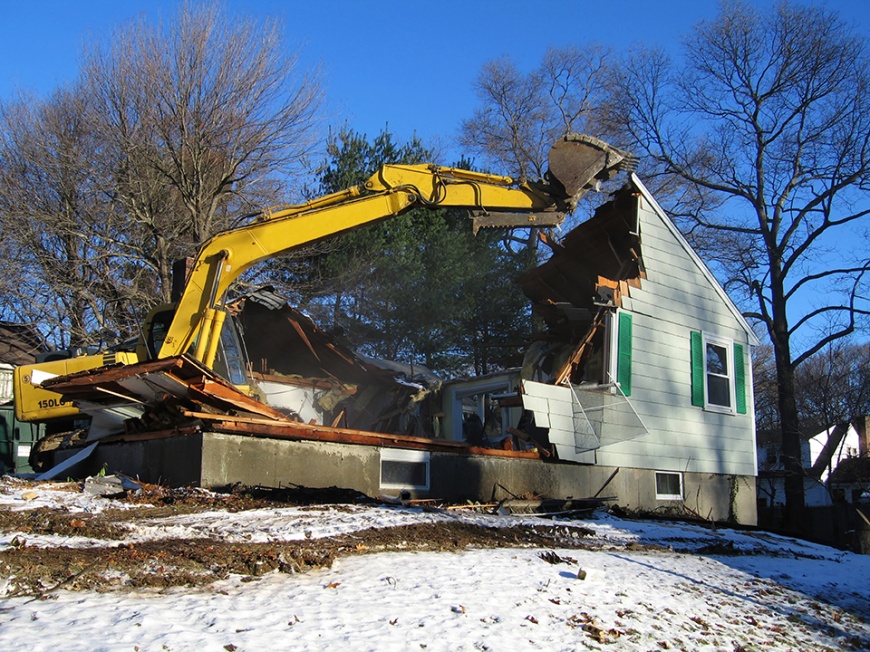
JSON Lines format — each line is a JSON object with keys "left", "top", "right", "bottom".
{"left": 141, "top": 304, "right": 250, "bottom": 388}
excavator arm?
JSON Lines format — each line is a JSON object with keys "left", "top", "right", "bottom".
{"left": 162, "top": 162, "right": 581, "bottom": 366}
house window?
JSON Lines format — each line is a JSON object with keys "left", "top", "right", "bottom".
{"left": 705, "top": 338, "right": 732, "bottom": 409}
{"left": 589, "top": 310, "right": 632, "bottom": 395}
{"left": 655, "top": 471, "right": 683, "bottom": 500}
{"left": 380, "top": 449, "right": 430, "bottom": 491}
{"left": 690, "top": 332, "right": 747, "bottom": 414}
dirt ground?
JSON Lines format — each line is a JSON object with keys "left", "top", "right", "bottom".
{"left": 0, "top": 483, "right": 602, "bottom": 598}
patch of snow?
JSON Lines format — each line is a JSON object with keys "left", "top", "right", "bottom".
{"left": 1, "top": 478, "right": 868, "bottom": 650}
{"left": 2, "top": 547, "right": 868, "bottom": 651}
{"left": 0, "top": 477, "right": 145, "bottom": 514}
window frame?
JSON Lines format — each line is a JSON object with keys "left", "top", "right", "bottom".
{"left": 379, "top": 448, "right": 430, "bottom": 491}
{"left": 448, "top": 376, "right": 519, "bottom": 442}
{"left": 691, "top": 331, "right": 748, "bottom": 415}
{"left": 655, "top": 471, "right": 684, "bottom": 500}
{"left": 702, "top": 333, "right": 736, "bottom": 414}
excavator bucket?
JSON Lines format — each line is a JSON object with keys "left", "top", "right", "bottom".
{"left": 548, "top": 133, "right": 639, "bottom": 201}
{"left": 471, "top": 134, "right": 638, "bottom": 233}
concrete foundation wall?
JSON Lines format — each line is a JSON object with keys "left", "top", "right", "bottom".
{"left": 53, "top": 434, "right": 205, "bottom": 488}
{"left": 199, "top": 434, "right": 381, "bottom": 491}
{"left": 428, "top": 452, "right": 756, "bottom": 524}
{"left": 60, "top": 432, "right": 757, "bottom": 525}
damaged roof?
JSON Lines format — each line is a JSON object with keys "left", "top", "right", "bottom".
{"left": 238, "top": 289, "right": 437, "bottom": 389}
{"left": 518, "top": 177, "right": 758, "bottom": 346}
{"left": 518, "top": 186, "right": 642, "bottom": 334}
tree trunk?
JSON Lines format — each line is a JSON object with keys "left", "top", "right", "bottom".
{"left": 771, "top": 278, "right": 805, "bottom": 531}
{"left": 777, "top": 358, "right": 805, "bottom": 531}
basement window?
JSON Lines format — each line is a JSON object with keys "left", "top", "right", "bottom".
{"left": 655, "top": 472, "right": 683, "bottom": 500}
{"left": 380, "top": 449, "right": 430, "bottom": 491}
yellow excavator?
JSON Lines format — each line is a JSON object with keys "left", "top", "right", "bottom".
{"left": 14, "top": 134, "right": 636, "bottom": 424}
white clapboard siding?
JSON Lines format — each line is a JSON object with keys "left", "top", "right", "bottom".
{"left": 522, "top": 381, "right": 595, "bottom": 463}
{"left": 594, "top": 177, "right": 757, "bottom": 476}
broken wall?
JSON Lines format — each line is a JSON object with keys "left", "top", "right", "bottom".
{"left": 237, "top": 290, "right": 439, "bottom": 436}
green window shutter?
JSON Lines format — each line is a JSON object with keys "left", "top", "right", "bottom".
{"left": 690, "top": 331, "right": 704, "bottom": 407}
{"left": 617, "top": 312, "right": 632, "bottom": 397}
{"left": 734, "top": 342, "right": 747, "bottom": 414}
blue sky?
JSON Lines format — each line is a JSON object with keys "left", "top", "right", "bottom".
{"left": 2, "top": 0, "right": 867, "bottom": 162}
{"left": 0, "top": 0, "right": 868, "bottom": 342}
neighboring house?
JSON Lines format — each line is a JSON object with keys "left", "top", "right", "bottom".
{"left": 443, "top": 174, "right": 760, "bottom": 523}
{"left": 809, "top": 422, "right": 864, "bottom": 484}
{"left": 756, "top": 430, "right": 830, "bottom": 507}
{"left": 758, "top": 418, "right": 870, "bottom": 508}
{"left": 828, "top": 456, "right": 870, "bottom": 505}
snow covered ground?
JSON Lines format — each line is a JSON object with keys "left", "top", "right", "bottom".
{"left": 0, "top": 478, "right": 868, "bottom": 651}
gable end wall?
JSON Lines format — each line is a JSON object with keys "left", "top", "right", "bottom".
{"left": 597, "top": 193, "right": 757, "bottom": 477}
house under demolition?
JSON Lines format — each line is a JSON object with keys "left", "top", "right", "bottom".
{"left": 32, "top": 175, "right": 760, "bottom": 524}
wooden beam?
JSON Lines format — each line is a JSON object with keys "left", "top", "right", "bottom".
{"left": 184, "top": 414, "right": 542, "bottom": 459}
{"left": 553, "top": 308, "right": 607, "bottom": 386}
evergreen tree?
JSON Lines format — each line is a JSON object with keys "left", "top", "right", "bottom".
{"left": 282, "top": 127, "right": 535, "bottom": 376}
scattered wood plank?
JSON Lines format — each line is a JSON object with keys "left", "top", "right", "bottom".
{"left": 445, "top": 503, "right": 499, "bottom": 511}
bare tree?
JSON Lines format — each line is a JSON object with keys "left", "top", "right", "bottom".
{"left": 0, "top": 88, "right": 130, "bottom": 347}
{"left": 795, "top": 341, "right": 870, "bottom": 433}
{"left": 752, "top": 344, "right": 780, "bottom": 434}
{"left": 606, "top": 1, "right": 870, "bottom": 528}
{"left": 460, "top": 45, "right": 612, "bottom": 181}
{"left": 460, "top": 56, "right": 550, "bottom": 181}
{"left": 83, "top": 2, "right": 323, "bottom": 302}
{"left": 460, "top": 45, "right": 614, "bottom": 254}
{"left": 755, "top": 339, "right": 870, "bottom": 478}
{"left": 0, "top": 2, "right": 323, "bottom": 346}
